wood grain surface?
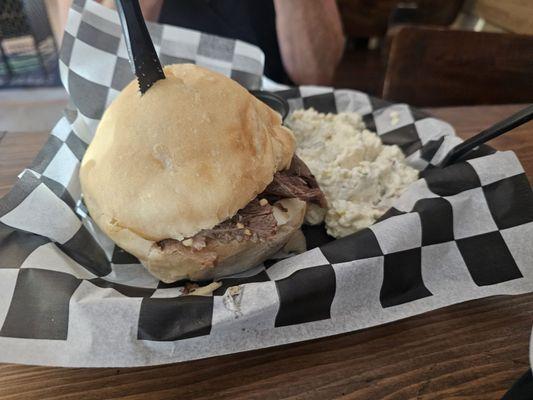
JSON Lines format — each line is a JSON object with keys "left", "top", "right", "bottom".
{"left": 0, "top": 104, "right": 532, "bottom": 399}
{"left": 0, "top": 131, "right": 49, "bottom": 196}
{"left": 474, "top": 0, "right": 533, "bottom": 35}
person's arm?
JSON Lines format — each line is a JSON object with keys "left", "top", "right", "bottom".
{"left": 55, "top": 0, "right": 163, "bottom": 31}
{"left": 55, "top": 0, "right": 72, "bottom": 34}
{"left": 274, "top": 0, "right": 345, "bottom": 85}
{"left": 138, "top": 0, "right": 164, "bottom": 21}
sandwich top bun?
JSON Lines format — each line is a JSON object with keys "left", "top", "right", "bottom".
{"left": 80, "top": 64, "right": 295, "bottom": 243}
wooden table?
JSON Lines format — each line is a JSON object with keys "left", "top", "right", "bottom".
{"left": 0, "top": 104, "right": 532, "bottom": 399}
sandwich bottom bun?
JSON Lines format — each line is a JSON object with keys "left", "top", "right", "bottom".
{"left": 92, "top": 198, "right": 307, "bottom": 282}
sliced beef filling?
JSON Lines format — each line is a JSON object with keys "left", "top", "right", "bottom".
{"left": 156, "top": 238, "right": 218, "bottom": 265}
{"left": 194, "top": 198, "right": 277, "bottom": 246}
{"left": 156, "top": 155, "right": 325, "bottom": 251}
{"left": 263, "top": 155, "right": 327, "bottom": 208}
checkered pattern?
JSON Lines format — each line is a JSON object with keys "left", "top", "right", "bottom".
{"left": 59, "top": 0, "right": 265, "bottom": 139}
{"left": 0, "top": 0, "right": 532, "bottom": 367}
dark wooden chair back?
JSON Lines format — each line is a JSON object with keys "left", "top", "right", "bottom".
{"left": 382, "top": 26, "right": 533, "bottom": 107}
{"left": 337, "top": 0, "right": 463, "bottom": 38}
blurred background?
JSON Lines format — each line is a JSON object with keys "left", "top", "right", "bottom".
{"left": 1, "top": 0, "right": 532, "bottom": 132}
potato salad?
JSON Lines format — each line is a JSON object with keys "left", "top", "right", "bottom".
{"left": 285, "top": 109, "right": 419, "bottom": 238}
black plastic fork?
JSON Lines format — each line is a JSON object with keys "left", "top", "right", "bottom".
{"left": 439, "top": 104, "right": 533, "bottom": 168}
{"left": 115, "top": 0, "right": 165, "bottom": 94}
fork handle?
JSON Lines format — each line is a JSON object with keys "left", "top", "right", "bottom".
{"left": 115, "top": 0, "right": 165, "bottom": 94}
{"left": 440, "top": 104, "right": 533, "bottom": 167}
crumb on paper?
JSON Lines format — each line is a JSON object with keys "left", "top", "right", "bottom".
{"left": 182, "top": 282, "right": 199, "bottom": 294}
{"left": 191, "top": 282, "right": 222, "bottom": 296}
{"left": 183, "top": 281, "right": 222, "bottom": 296}
{"left": 389, "top": 110, "right": 400, "bottom": 126}
{"left": 223, "top": 285, "right": 244, "bottom": 317}
{"left": 259, "top": 198, "right": 269, "bottom": 206}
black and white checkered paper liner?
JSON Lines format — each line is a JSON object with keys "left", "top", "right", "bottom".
{"left": 0, "top": 0, "right": 532, "bottom": 367}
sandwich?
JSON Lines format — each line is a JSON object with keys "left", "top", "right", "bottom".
{"left": 80, "top": 63, "right": 325, "bottom": 282}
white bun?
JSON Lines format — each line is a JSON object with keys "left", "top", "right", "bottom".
{"left": 80, "top": 63, "right": 295, "bottom": 242}
{"left": 91, "top": 198, "right": 306, "bottom": 282}
{"left": 80, "top": 64, "right": 302, "bottom": 282}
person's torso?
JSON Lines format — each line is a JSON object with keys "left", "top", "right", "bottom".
{"left": 159, "top": 0, "right": 290, "bottom": 83}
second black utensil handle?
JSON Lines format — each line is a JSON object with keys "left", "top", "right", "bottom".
{"left": 441, "top": 104, "right": 533, "bottom": 167}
